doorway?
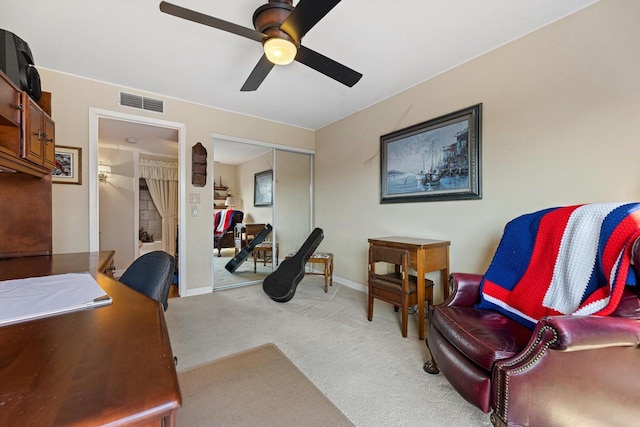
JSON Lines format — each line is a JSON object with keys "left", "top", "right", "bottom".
{"left": 89, "top": 108, "right": 187, "bottom": 296}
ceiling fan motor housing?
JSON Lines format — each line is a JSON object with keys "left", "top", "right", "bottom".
{"left": 159, "top": 0, "right": 362, "bottom": 90}
{"left": 253, "top": 0, "right": 298, "bottom": 46}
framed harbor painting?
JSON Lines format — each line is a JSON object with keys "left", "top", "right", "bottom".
{"left": 380, "top": 104, "right": 482, "bottom": 203}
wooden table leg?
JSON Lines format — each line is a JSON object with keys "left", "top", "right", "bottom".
{"left": 417, "top": 248, "right": 426, "bottom": 341}
{"left": 328, "top": 256, "right": 333, "bottom": 287}
{"left": 441, "top": 268, "right": 449, "bottom": 300}
{"left": 253, "top": 250, "right": 258, "bottom": 273}
{"left": 323, "top": 259, "right": 329, "bottom": 293}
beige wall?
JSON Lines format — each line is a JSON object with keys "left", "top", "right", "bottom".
{"left": 274, "top": 150, "right": 312, "bottom": 257}
{"left": 315, "top": 0, "right": 640, "bottom": 301}
{"left": 42, "top": 70, "right": 313, "bottom": 293}
{"left": 98, "top": 147, "right": 135, "bottom": 271}
{"left": 42, "top": 0, "right": 639, "bottom": 297}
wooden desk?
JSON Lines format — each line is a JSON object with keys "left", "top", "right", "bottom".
{"left": 0, "top": 252, "right": 181, "bottom": 426}
{"left": 368, "top": 237, "right": 450, "bottom": 340}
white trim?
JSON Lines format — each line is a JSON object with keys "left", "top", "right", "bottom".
{"left": 89, "top": 108, "right": 187, "bottom": 297}
{"left": 211, "top": 133, "right": 314, "bottom": 155}
{"left": 185, "top": 286, "right": 213, "bottom": 297}
{"left": 272, "top": 148, "right": 277, "bottom": 261}
{"left": 333, "top": 275, "right": 367, "bottom": 294}
{"left": 133, "top": 150, "right": 140, "bottom": 258}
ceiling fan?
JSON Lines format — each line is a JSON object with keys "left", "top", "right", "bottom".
{"left": 159, "top": 0, "right": 362, "bottom": 91}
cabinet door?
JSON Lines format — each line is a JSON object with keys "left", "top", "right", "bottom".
{"left": 23, "top": 94, "right": 45, "bottom": 165}
{"left": 43, "top": 114, "right": 55, "bottom": 170}
{"left": 0, "top": 72, "right": 20, "bottom": 127}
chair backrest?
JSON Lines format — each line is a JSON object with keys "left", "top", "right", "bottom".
{"left": 214, "top": 210, "right": 244, "bottom": 232}
{"left": 231, "top": 210, "right": 244, "bottom": 227}
{"left": 369, "top": 246, "right": 408, "bottom": 267}
{"left": 369, "top": 246, "right": 410, "bottom": 285}
{"left": 119, "top": 250, "right": 176, "bottom": 311}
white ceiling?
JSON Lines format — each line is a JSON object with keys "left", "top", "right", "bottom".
{"left": 1, "top": 0, "right": 597, "bottom": 133}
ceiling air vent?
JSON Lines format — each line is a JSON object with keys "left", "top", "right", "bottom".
{"left": 119, "top": 92, "right": 164, "bottom": 113}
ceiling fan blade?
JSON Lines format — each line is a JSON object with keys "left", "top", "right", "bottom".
{"left": 295, "top": 46, "right": 362, "bottom": 88}
{"left": 241, "top": 55, "right": 275, "bottom": 91}
{"left": 280, "top": 0, "right": 342, "bottom": 42}
{"left": 159, "top": 1, "right": 265, "bottom": 42}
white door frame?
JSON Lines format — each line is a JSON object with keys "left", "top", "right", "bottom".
{"left": 89, "top": 108, "right": 187, "bottom": 296}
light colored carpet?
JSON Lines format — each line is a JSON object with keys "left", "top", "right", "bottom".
{"left": 165, "top": 280, "right": 492, "bottom": 426}
{"left": 177, "top": 343, "right": 354, "bottom": 427}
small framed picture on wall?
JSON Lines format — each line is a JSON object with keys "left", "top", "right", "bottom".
{"left": 52, "top": 145, "right": 82, "bottom": 185}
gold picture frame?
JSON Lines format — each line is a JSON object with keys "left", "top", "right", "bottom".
{"left": 52, "top": 145, "right": 82, "bottom": 185}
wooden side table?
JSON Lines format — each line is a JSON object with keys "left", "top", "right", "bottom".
{"left": 253, "top": 242, "right": 279, "bottom": 273}
{"left": 367, "top": 237, "right": 450, "bottom": 340}
{"left": 285, "top": 252, "right": 334, "bottom": 293}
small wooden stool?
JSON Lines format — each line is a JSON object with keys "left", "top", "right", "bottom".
{"left": 285, "top": 252, "right": 334, "bottom": 293}
{"left": 253, "top": 242, "right": 279, "bottom": 273}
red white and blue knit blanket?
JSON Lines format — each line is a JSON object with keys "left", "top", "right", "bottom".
{"left": 214, "top": 209, "right": 236, "bottom": 237}
{"left": 476, "top": 203, "right": 640, "bottom": 329}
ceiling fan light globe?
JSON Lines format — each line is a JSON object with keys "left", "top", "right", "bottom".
{"left": 263, "top": 38, "right": 297, "bottom": 65}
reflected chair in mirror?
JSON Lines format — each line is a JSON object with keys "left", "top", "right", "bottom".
{"left": 214, "top": 210, "right": 244, "bottom": 256}
{"left": 119, "top": 250, "right": 176, "bottom": 311}
{"left": 368, "top": 245, "right": 434, "bottom": 338}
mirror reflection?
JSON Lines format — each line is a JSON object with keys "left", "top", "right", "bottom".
{"left": 274, "top": 150, "right": 312, "bottom": 258}
{"left": 212, "top": 139, "right": 312, "bottom": 290}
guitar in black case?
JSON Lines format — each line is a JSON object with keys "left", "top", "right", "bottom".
{"left": 225, "top": 224, "right": 273, "bottom": 273}
{"left": 262, "top": 228, "right": 324, "bottom": 303}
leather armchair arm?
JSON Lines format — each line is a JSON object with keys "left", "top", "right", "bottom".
{"left": 444, "top": 273, "right": 483, "bottom": 307}
{"left": 492, "top": 314, "right": 640, "bottom": 427}
{"left": 540, "top": 315, "right": 640, "bottom": 351}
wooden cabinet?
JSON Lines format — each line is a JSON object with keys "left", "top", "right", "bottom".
{"left": 0, "top": 69, "right": 55, "bottom": 176}
{"left": 0, "top": 69, "right": 54, "bottom": 258}
{"left": 23, "top": 93, "right": 55, "bottom": 170}
{"left": 0, "top": 70, "right": 21, "bottom": 128}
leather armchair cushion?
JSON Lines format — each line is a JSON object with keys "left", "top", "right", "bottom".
{"left": 428, "top": 326, "right": 493, "bottom": 412}
{"left": 432, "top": 305, "right": 532, "bottom": 371}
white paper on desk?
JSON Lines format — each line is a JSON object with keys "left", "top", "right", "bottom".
{"left": 0, "top": 272, "right": 112, "bottom": 326}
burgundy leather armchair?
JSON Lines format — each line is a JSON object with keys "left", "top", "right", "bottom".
{"left": 425, "top": 246, "right": 640, "bottom": 426}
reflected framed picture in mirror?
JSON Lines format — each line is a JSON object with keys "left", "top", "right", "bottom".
{"left": 254, "top": 169, "right": 273, "bottom": 207}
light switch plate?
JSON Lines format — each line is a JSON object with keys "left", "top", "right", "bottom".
{"left": 189, "top": 193, "right": 200, "bottom": 204}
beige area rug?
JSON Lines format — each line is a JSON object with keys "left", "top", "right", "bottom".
{"left": 177, "top": 343, "right": 354, "bottom": 427}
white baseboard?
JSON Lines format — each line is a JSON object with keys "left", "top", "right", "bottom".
{"left": 332, "top": 275, "right": 367, "bottom": 293}
{"left": 306, "top": 266, "right": 366, "bottom": 294}
{"left": 182, "top": 274, "right": 366, "bottom": 297}
{"left": 185, "top": 286, "right": 212, "bottom": 297}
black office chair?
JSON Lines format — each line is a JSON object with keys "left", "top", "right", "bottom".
{"left": 119, "top": 250, "right": 175, "bottom": 311}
